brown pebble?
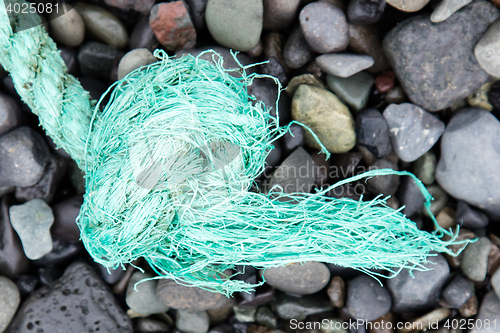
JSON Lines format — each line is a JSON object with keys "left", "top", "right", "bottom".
{"left": 368, "top": 312, "right": 395, "bottom": 333}
{"left": 398, "top": 308, "right": 450, "bottom": 333}
{"left": 459, "top": 293, "right": 478, "bottom": 317}
{"left": 492, "top": 0, "right": 500, "bottom": 8}
{"left": 436, "top": 207, "right": 457, "bottom": 230}
{"left": 444, "top": 229, "right": 476, "bottom": 268}
{"left": 327, "top": 276, "right": 345, "bottom": 308}
{"left": 247, "top": 40, "right": 263, "bottom": 58}
{"left": 286, "top": 74, "right": 325, "bottom": 96}
{"left": 375, "top": 71, "right": 395, "bottom": 93}
{"left": 113, "top": 259, "right": 141, "bottom": 294}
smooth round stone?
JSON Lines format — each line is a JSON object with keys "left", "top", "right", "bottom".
{"left": 386, "top": 0, "right": 430, "bottom": 12}
{"left": 9, "top": 199, "right": 54, "bottom": 260}
{"left": 412, "top": 151, "right": 436, "bottom": 185}
{"left": 383, "top": 103, "right": 445, "bottom": 162}
{"left": 431, "top": 0, "right": 472, "bottom": 22}
{"left": 442, "top": 274, "right": 474, "bottom": 308}
{"left": 0, "top": 92, "right": 23, "bottom": 136}
{"left": 176, "top": 310, "right": 210, "bottom": 333}
{"left": 283, "top": 26, "right": 314, "bottom": 69}
{"left": 326, "top": 71, "right": 374, "bottom": 111}
{"left": 347, "top": 0, "right": 386, "bottom": 25}
{"left": 299, "top": 2, "right": 349, "bottom": 54}
{"left": 365, "top": 159, "right": 399, "bottom": 196}
{"left": 262, "top": 262, "right": 330, "bottom": 295}
{"left": 118, "top": 49, "right": 157, "bottom": 80}
{"left": 206, "top": 0, "right": 263, "bottom": 52}
{"left": 471, "top": 291, "right": 500, "bottom": 333}
{"left": 475, "top": 20, "right": 500, "bottom": 78}
{"left": 292, "top": 85, "right": 356, "bottom": 153}
{"left": 347, "top": 275, "right": 391, "bottom": 322}
{"left": 75, "top": 2, "right": 128, "bottom": 49}
{"left": 456, "top": 201, "right": 489, "bottom": 229}
{"left": 268, "top": 147, "right": 315, "bottom": 194}
{"left": 263, "top": 0, "right": 300, "bottom": 30}
{"left": 48, "top": 6, "right": 85, "bottom": 47}
{"left": 126, "top": 272, "right": 169, "bottom": 315}
{"left": 348, "top": 24, "right": 390, "bottom": 74}
{"left": 461, "top": 237, "right": 491, "bottom": 282}
{"left": 0, "top": 276, "right": 20, "bottom": 332}
{"left": 435, "top": 109, "right": 500, "bottom": 218}
{"left": 356, "top": 109, "right": 392, "bottom": 158}
{"left": 316, "top": 54, "right": 374, "bottom": 78}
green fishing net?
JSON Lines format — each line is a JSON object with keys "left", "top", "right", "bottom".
{"left": 0, "top": 0, "right": 472, "bottom": 295}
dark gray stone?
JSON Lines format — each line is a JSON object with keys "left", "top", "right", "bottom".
{"left": 0, "top": 126, "right": 50, "bottom": 188}
{"left": 6, "top": 262, "right": 133, "bottom": 333}
{"left": 0, "top": 276, "right": 19, "bottom": 333}
{"left": 33, "top": 238, "right": 84, "bottom": 267}
{"left": 129, "top": 14, "right": 159, "bottom": 52}
{"left": 37, "top": 267, "right": 64, "bottom": 286}
{"left": 397, "top": 176, "right": 425, "bottom": 217}
{"left": 283, "top": 26, "right": 314, "bottom": 69}
{"left": 234, "top": 266, "right": 257, "bottom": 302}
{"left": 356, "top": 109, "right": 392, "bottom": 158}
{"left": 97, "top": 264, "right": 126, "bottom": 285}
{"left": 262, "top": 262, "right": 330, "bottom": 295}
{"left": 347, "top": 275, "right": 391, "bottom": 322}
{"left": 58, "top": 46, "right": 79, "bottom": 76}
{"left": 347, "top": 0, "right": 386, "bottom": 25}
{"left": 366, "top": 159, "right": 400, "bottom": 196}
{"left": 263, "top": 0, "right": 300, "bottom": 31}
{"left": 387, "top": 254, "right": 449, "bottom": 313}
{"left": 383, "top": 1, "right": 499, "bottom": 111}
{"left": 0, "top": 93, "right": 23, "bottom": 136}
{"left": 436, "top": 109, "right": 500, "bottom": 218}
{"left": 299, "top": 2, "right": 349, "bottom": 54}
{"left": 51, "top": 195, "right": 83, "bottom": 243}
{"left": 471, "top": 291, "right": 500, "bottom": 333}
{"left": 456, "top": 201, "right": 489, "bottom": 229}
{"left": 442, "top": 274, "right": 474, "bottom": 308}
{"left": 185, "top": 0, "right": 209, "bottom": 30}
{"left": 273, "top": 293, "right": 334, "bottom": 320}
{"left": 268, "top": 147, "right": 315, "bottom": 194}
{"left": 461, "top": 237, "right": 491, "bottom": 282}
{"left": 280, "top": 124, "right": 304, "bottom": 155}
{"left": 78, "top": 41, "right": 124, "bottom": 81}
{"left": 15, "top": 275, "right": 38, "bottom": 298}
{"left": 383, "top": 103, "right": 445, "bottom": 162}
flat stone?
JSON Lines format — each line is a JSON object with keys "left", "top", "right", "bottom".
{"left": 262, "top": 262, "right": 330, "bottom": 295}
{"left": 263, "top": 0, "right": 300, "bottom": 30}
{"left": 442, "top": 274, "right": 474, "bottom": 308}
{"left": 412, "top": 151, "right": 436, "bottom": 185}
{"left": 78, "top": 41, "right": 124, "bottom": 81}
{"left": 431, "top": 0, "right": 472, "bottom": 22}
{"left": 461, "top": 237, "right": 491, "bottom": 282}
{"left": 48, "top": 5, "right": 85, "bottom": 47}
{"left": 176, "top": 310, "right": 210, "bottom": 333}
{"left": 387, "top": 254, "right": 449, "bottom": 313}
{"left": 355, "top": 109, "right": 392, "bottom": 158}
{"left": 150, "top": 1, "right": 196, "bottom": 52}
{"left": 386, "top": 0, "right": 430, "bottom": 12}
{"left": 51, "top": 195, "right": 83, "bottom": 243}
{"left": 470, "top": 291, "right": 500, "bottom": 333}
{"left": 118, "top": 48, "right": 157, "bottom": 80}
{"left": 299, "top": 2, "right": 349, "bottom": 54}
{"left": 75, "top": 2, "right": 128, "bottom": 49}
{"left": 0, "top": 127, "right": 50, "bottom": 188}
{"left": 435, "top": 109, "right": 500, "bottom": 217}
{"left": 0, "top": 92, "right": 23, "bottom": 136}
{"left": 206, "top": 0, "right": 263, "bottom": 52}
{"left": 0, "top": 276, "right": 20, "bottom": 333}
{"left": 326, "top": 71, "right": 374, "bottom": 111}
{"left": 6, "top": 262, "right": 133, "bottom": 333}
{"left": 273, "top": 293, "right": 334, "bottom": 320}
{"left": 475, "top": 20, "right": 500, "bottom": 78}
{"left": 129, "top": 15, "right": 159, "bottom": 52}
{"left": 292, "top": 85, "right": 356, "bottom": 153}
{"left": 347, "top": 275, "right": 391, "bottom": 321}
{"left": 126, "top": 272, "right": 169, "bottom": 315}
{"left": 383, "top": 103, "right": 445, "bottom": 162}
{"left": 347, "top": 0, "right": 385, "bottom": 25}
{"left": 9, "top": 199, "right": 54, "bottom": 260}
{"left": 365, "top": 159, "right": 400, "bottom": 196}
{"left": 268, "top": 147, "right": 315, "bottom": 194}
{"left": 348, "top": 24, "right": 390, "bottom": 74}
{"left": 316, "top": 54, "right": 374, "bottom": 78}
{"left": 283, "top": 26, "right": 314, "bottom": 69}
{"left": 456, "top": 201, "right": 489, "bottom": 229}
{"left": 383, "top": 1, "right": 499, "bottom": 111}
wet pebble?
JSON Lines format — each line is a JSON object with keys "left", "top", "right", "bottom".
{"left": 461, "top": 237, "right": 491, "bottom": 282}
{"left": 0, "top": 276, "right": 20, "bottom": 332}
{"left": 326, "top": 71, "right": 374, "bottom": 111}
{"left": 262, "top": 262, "right": 330, "bottom": 295}
{"left": 316, "top": 54, "right": 374, "bottom": 78}
{"left": 347, "top": 275, "right": 391, "bottom": 321}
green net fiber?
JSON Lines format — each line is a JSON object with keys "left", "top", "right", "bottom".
{"left": 0, "top": 0, "right": 473, "bottom": 295}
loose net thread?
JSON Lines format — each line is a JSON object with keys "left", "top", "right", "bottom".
{"left": 0, "top": 0, "right": 473, "bottom": 296}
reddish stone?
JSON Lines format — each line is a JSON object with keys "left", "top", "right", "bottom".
{"left": 375, "top": 71, "right": 395, "bottom": 93}
{"left": 104, "top": 0, "right": 155, "bottom": 15}
{"left": 149, "top": 1, "right": 197, "bottom": 52}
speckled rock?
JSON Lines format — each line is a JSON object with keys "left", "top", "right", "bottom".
{"left": 383, "top": 1, "right": 499, "bottom": 111}
{"left": 262, "top": 262, "right": 330, "bottom": 295}
{"left": 206, "top": 0, "right": 263, "bottom": 52}
{"left": 292, "top": 85, "right": 356, "bottom": 153}
{"left": 316, "top": 54, "right": 374, "bottom": 78}
{"left": 299, "top": 2, "right": 349, "bottom": 53}
{"left": 0, "top": 276, "right": 20, "bottom": 333}
{"left": 117, "top": 48, "right": 157, "bottom": 80}
{"left": 48, "top": 5, "right": 85, "bottom": 47}
{"left": 6, "top": 262, "right": 133, "bottom": 333}
{"left": 383, "top": 103, "right": 445, "bottom": 162}
{"left": 475, "top": 20, "right": 500, "bottom": 78}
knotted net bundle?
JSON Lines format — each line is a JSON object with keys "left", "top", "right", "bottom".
{"left": 0, "top": 0, "right": 472, "bottom": 295}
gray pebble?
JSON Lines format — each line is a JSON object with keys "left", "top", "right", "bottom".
{"left": 442, "top": 274, "right": 474, "bottom": 308}
{"left": 136, "top": 318, "right": 170, "bottom": 333}
{"left": 9, "top": 199, "right": 54, "bottom": 260}
{"left": 118, "top": 48, "right": 157, "bottom": 80}
{"left": 206, "top": 0, "right": 263, "bottom": 52}
{"left": 316, "top": 54, "right": 374, "bottom": 78}
{"left": 456, "top": 201, "right": 489, "bottom": 229}
{"left": 366, "top": 159, "right": 400, "bottom": 196}
{"left": 176, "top": 310, "right": 210, "bottom": 333}
{"left": 129, "top": 15, "right": 159, "bottom": 52}
{"left": 299, "top": 2, "right": 349, "bottom": 53}
{"left": 424, "top": 185, "right": 449, "bottom": 217}
{"left": 262, "top": 262, "right": 330, "bottom": 295}
{"left": 356, "top": 109, "right": 392, "bottom": 158}
{"left": 412, "top": 151, "right": 436, "bottom": 185}
{"left": 78, "top": 41, "right": 124, "bottom": 81}
{"left": 0, "top": 92, "right": 23, "bottom": 136}
{"left": 347, "top": 275, "right": 392, "bottom": 322}
{"left": 431, "top": 0, "right": 472, "bottom": 23}
{"left": 475, "top": 20, "right": 500, "bottom": 77}
{"left": 461, "top": 237, "right": 491, "bottom": 282}
{"left": 383, "top": 103, "right": 445, "bottom": 162}
{"left": 492, "top": 268, "right": 500, "bottom": 299}
{"left": 386, "top": 0, "right": 430, "bottom": 12}
{"left": 397, "top": 176, "right": 425, "bottom": 217}
{"left": 48, "top": 6, "right": 85, "bottom": 47}
{"left": 471, "top": 291, "right": 500, "bottom": 333}
{"left": 273, "top": 293, "right": 334, "bottom": 320}
{"left": 255, "top": 307, "right": 277, "bottom": 328}
{"left": 0, "top": 276, "right": 20, "bottom": 333}
{"left": 126, "top": 272, "right": 169, "bottom": 315}
{"left": 263, "top": 0, "right": 300, "bottom": 30}
{"left": 283, "top": 26, "right": 314, "bottom": 69}
{"left": 268, "top": 147, "right": 315, "bottom": 194}
{"left": 233, "top": 305, "right": 257, "bottom": 322}
{"left": 185, "top": 0, "right": 209, "bottom": 31}
{"left": 326, "top": 71, "right": 374, "bottom": 111}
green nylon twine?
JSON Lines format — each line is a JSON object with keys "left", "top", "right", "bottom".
{"left": 0, "top": 0, "right": 473, "bottom": 295}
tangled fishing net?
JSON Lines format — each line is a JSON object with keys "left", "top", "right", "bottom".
{"left": 0, "top": 0, "right": 473, "bottom": 295}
